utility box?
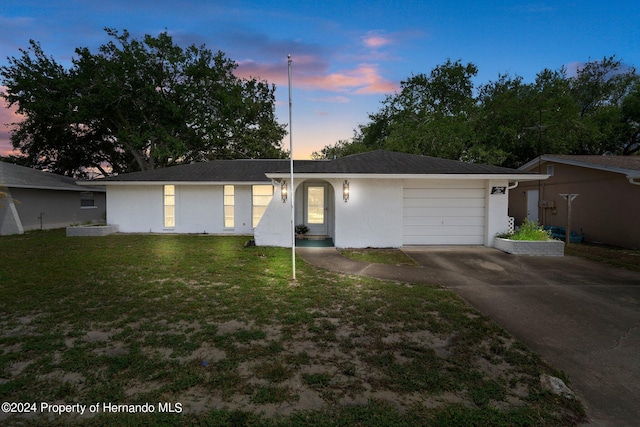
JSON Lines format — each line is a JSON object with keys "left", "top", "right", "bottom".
{"left": 539, "top": 200, "right": 556, "bottom": 208}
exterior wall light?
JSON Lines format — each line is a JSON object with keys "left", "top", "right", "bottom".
{"left": 343, "top": 180, "right": 349, "bottom": 202}
{"left": 281, "top": 181, "right": 288, "bottom": 203}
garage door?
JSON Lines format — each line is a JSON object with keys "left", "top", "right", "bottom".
{"left": 403, "top": 181, "right": 485, "bottom": 245}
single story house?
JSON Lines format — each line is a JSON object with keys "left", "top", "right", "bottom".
{"left": 0, "top": 162, "right": 106, "bottom": 235}
{"left": 89, "top": 150, "right": 545, "bottom": 248}
{"left": 509, "top": 154, "right": 640, "bottom": 249}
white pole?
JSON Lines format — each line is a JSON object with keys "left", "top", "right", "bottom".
{"left": 288, "top": 54, "right": 296, "bottom": 280}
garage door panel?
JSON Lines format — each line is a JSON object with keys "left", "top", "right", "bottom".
{"left": 403, "top": 198, "right": 485, "bottom": 209}
{"left": 404, "top": 207, "right": 486, "bottom": 217}
{"left": 403, "top": 235, "right": 485, "bottom": 245}
{"left": 403, "top": 225, "right": 484, "bottom": 236}
{"left": 403, "top": 216, "right": 485, "bottom": 226}
{"left": 403, "top": 183, "right": 486, "bottom": 245}
{"left": 403, "top": 188, "right": 484, "bottom": 199}
{"left": 404, "top": 180, "right": 484, "bottom": 190}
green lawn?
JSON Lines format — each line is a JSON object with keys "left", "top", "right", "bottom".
{"left": 565, "top": 242, "right": 640, "bottom": 272}
{"left": 0, "top": 230, "right": 585, "bottom": 426}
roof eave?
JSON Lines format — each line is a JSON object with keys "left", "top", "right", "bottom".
{"left": 265, "top": 172, "right": 547, "bottom": 181}
{"left": 6, "top": 183, "right": 105, "bottom": 192}
{"left": 83, "top": 180, "right": 273, "bottom": 186}
{"left": 520, "top": 155, "right": 640, "bottom": 176}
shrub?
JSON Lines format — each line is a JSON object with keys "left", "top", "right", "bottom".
{"left": 498, "top": 219, "right": 552, "bottom": 241}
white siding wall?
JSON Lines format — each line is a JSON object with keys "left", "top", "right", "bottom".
{"left": 255, "top": 178, "right": 404, "bottom": 248}
{"left": 106, "top": 184, "right": 258, "bottom": 234}
{"left": 106, "top": 178, "right": 512, "bottom": 246}
{"left": 334, "top": 178, "right": 403, "bottom": 248}
{"left": 484, "top": 179, "right": 510, "bottom": 247}
{"left": 254, "top": 182, "right": 291, "bottom": 247}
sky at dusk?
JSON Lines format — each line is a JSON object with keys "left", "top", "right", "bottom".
{"left": 1, "top": 0, "right": 639, "bottom": 159}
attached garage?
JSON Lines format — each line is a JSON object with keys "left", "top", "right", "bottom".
{"left": 403, "top": 180, "right": 486, "bottom": 245}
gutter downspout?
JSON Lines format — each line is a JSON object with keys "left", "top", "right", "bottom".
{"left": 508, "top": 181, "right": 519, "bottom": 190}
{"left": 628, "top": 176, "right": 640, "bottom": 186}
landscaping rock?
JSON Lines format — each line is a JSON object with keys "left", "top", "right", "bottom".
{"left": 540, "top": 374, "right": 575, "bottom": 399}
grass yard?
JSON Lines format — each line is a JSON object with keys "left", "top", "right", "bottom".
{"left": 0, "top": 230, "right": 585, "bottom": 426}
{"left": 565, "top": 243, "right": 640, "bottom": 272}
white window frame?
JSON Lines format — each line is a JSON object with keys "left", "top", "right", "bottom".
{"left": 252, "top": 184, "right": 274, "bottom": 228}
{"left": 224, "top": 185, "right": 235, "bottom": 229}
{"left": 164, "top": 185, "right": 175, "bottom": 229}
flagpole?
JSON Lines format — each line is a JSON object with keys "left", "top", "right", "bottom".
{"left": 288, "top": 54, "right": 296, "bottom": 280}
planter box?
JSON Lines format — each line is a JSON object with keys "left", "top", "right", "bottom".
{"left": 494, "top": 237, "right": 564, "bottom": 257}
{"left": 66, "top": 224, "right": 119, "bottom": 237}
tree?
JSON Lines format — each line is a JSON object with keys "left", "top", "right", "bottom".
{"left": 569, "top": 56, "right": 639, "bottom": 155}
{"left": 314, "top": 60, "right": 479, "bottom": 161}
{"left": 1, "top": 29, "right": 287, "bottom": 177}
{"left": 317, "top": 57, "right": 639, "bottom": 166}
{"left": 620, "top": 85, "right": 640, "bottom": 154}
{"left": 474, "top": 68, "right": 583, "bottom": 168}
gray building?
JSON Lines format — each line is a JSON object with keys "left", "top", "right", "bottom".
{"left": 0, "top": 162, "right": 106, "bottom": 235}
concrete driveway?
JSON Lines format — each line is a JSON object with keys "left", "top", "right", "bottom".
{"left": 297, "top": 246, "right": 640, "bottom": 426}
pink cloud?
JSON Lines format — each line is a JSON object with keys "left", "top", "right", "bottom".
{"left": 363, "top": 35, "right": 391, "bottom": 49}
{"left": 310, "top": 96, "right": 350, "bottom": 103}
{"left": 236, "top": 58, "right": 398, "bottom": 95}
{"left": 0, "top": 91, "right": 22, "bottom": 156}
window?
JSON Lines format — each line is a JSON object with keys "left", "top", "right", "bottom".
{"left": 307, "top": 186, "right": 325, "bottom": 224}
{"left": 547, "top": 164, "right": 555, "bottom": 176}
{"left": 252, "top": 185, "right": 273, "bottom": 228}
{"left": 164, "top": 185, "right": 175, "bottom": 228}
{"left": 224, "top": 185, "right": 234, "bottom": 228}
{"left": 80, "top": 192, "right": 95, "bottom": 208}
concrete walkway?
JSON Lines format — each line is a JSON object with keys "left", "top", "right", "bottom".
{"left": 296, "top": 246, "right": 640, "bottom": 426}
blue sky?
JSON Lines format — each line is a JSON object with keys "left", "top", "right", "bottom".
{"left": 1, "top": 0, "right": 639, "bottom": 159}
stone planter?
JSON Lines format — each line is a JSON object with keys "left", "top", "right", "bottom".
{"left": 494, "top": 237, "right": 564, "bottom": 256}
{"left": 66, "top": 224, "right": 119, "bottom": 237}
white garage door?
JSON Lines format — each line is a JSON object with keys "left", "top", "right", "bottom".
{"left": 403, "top": 181, "right": 485, "bottom": 245}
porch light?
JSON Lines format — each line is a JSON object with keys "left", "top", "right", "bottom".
{"left": 281, "top": 180, "right": 288, "bottom": 202}
{"left": 343, "top": 180, "right": 349, "bottom": 202}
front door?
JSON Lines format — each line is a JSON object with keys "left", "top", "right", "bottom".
{"left": 305, "top": 183, "right": 328, "bottom": 236}
{"left": 527, "top": 189, "right": 539, "bottom": 223}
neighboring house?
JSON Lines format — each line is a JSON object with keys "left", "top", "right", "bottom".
{"left": 90, "top": 150, "right": 544, "bottom": 248}
{"left": 509, "top": 155, "right": 640, "bottom": 249}
{"left": 0, "top": 162, "right": 106, "bottom": 236}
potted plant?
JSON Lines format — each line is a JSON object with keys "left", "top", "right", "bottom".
{"left": 295, "top": 224, "right": 309, "bottom": 239}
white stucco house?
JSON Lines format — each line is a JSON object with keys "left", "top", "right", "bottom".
{"left": 86, "top": 150, "right": 546, "bottom": 248}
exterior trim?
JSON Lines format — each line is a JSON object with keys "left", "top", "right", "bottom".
{"left": 266, "top": 173, "right": 547, "bottom": 181}
{"left": 520, "top": 155, "right": 640, "bottom": 177}
{"left": 80, "top": 181, "right": 271, "bottom": 187}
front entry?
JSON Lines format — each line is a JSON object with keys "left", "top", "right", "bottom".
{"left": 304, "top": 183, "right": 328, "bottom": 236}
{"left": 527, "top": 189, "right": 539, "bottom": 223}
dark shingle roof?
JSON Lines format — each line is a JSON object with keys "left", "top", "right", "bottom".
{"left": 100, "top": 159, "right": 312, "bottom": 182}
{"left": 96, "top": 150, "right": 532, "bottom": 183}
{"left": 0, "top": 162, "right": 104, "bottom": 191}
{"left": 283, "top": 150, "right": 532, "bottom": 175}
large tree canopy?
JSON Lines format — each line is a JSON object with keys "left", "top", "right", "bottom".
{"left": 1, "top": 29, "right": 287, "bottom": 177}
{"left": 313, "top": 56, "right": 639, "bottom": 167}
